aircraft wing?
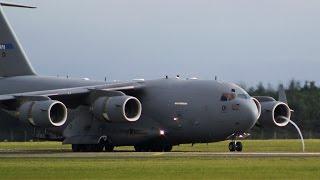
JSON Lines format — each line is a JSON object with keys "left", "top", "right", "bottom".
{"left": 0, "top": 81, "right": 144, "bottom": 102}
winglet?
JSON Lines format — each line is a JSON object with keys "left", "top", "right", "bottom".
{"left": 0, "top": 2, "right": 36, "bottom": 8}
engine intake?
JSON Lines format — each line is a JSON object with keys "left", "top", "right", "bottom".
{"left": 258, "top": 101, "right": 291, "bottom": 127}
{"left": 19, "top": 100, "right": 68, "bottom": 127}
{"left": 92, "top": 96, "right": 142, "bottom": 122}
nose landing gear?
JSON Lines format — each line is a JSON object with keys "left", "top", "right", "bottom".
{"left": 227, "top": 132, "right": 249, "bottom": 152}
{"left": 228, "top": 141, "right": 243, "bottom": 152}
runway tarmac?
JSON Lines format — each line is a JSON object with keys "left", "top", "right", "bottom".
{"left": 0, "top": 150, "right": 320, "bottom": 158}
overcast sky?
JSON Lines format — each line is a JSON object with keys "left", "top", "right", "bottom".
{"left": 2, "top": 0, "right": 320, "bottom": 87}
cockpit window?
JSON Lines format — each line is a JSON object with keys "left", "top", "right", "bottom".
{"left": 220, "top": 93, "right": 236, "bottom": 101}
{"left": 237, "top": 93, "right": 250, "bottom": 99}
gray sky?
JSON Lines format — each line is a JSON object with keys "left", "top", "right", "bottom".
{"left": 3, "top": 0, "right": 320, "bottom": 87}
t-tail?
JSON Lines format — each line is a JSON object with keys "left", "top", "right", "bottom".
{"left": 0, "top": 2, "right": 36, "bottom": 77}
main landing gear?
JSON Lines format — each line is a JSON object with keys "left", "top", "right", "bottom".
{"left": 228, "top": 141, "right": 243, "bottom": 152}
{"left": 134, "top": 142, "right": 173, "bottom": 152}
{"left": 72, "top": 139, "right": 114, "bottom": 152}
{"left": 71, "top": 143, "right": 115, "bottom": 152}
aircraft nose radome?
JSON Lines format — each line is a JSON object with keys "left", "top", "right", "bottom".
{"left": 249, "top": 99, "right": 260, "bottom": 127}
{"left": 242, "top": 99, "right": 260, "bottom": 130}
{"left": 251, "top": 98, "right": 261, "bottom": 120}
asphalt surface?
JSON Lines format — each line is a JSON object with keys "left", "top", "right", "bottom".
{"left": 0, "top": 150, "right": 320, "bottom": 158}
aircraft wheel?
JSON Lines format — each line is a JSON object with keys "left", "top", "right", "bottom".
{"left": 235, "top": 142, "right": 243, "bottom": 152}
{"left": 228, "top": 142, "right": 236, "bottom": 152}
{"left": 134, "top": 145, "right": 150, "bottom": 152}
{"left": 105, "top": 144, "right": 114, "bottom": 152}
{"left": 150, "top": 144, "right": 162, "bottom": 152}
{"left": 77, "top": 144, "right": 103, "bottom": 152}
{"left": 163, "top": 144, "right": 173, "bottom": 152}
{"left": 79, "top": 144, "right": 86, "bottom": 152}
{"left": 93, "top": 144, "right": 104, "bottom": 152}
{"left": 134, "top": 145, "right": 141, "bottom": 152}
{"left": 72, "top": 144, "right": 81, "bottom": 152}
{"left": 96, "top": 140, "right": 106, "bottom": 152}
{"left": 84, "top": 145, "right": 94, "bottom": 152}
{"left": 73, "top": 144, "right": 87, "bottom": 152}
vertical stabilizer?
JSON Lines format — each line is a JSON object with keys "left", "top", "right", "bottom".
{"left": 278, "top": 84, "right": 288, "bottom": 104}
{"left": 0, "top": 3, "right": 36, "bottom": 77}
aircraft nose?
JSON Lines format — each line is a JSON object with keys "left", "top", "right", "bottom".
{"left": 241, "top": 98, "right": 261, "bottom": 130}
{"left": 252, "top": 97, "right": 261, "bottom": 120}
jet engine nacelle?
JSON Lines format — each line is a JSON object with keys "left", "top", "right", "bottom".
{"left": 257, "top": 99, "right": 291, "bottom": 127}
{"left": 92, "top": 96, "right": 142, "bottom": 122}
{"left": 19, "top": 100, "right": 68, "bottom": 127}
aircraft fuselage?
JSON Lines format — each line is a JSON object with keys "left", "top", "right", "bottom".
{"left": 0, "top": 76, "right": 259, "bottom": 146}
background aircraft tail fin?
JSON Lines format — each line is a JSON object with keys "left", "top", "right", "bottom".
{"left": 0, "top": 3, "right": 36, "bottom": 77}
{"left": 278, "top": 84, "right": 288, "bottom": 104}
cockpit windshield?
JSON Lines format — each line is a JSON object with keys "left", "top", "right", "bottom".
{"left": 220, "top": 92, "right": 251, "bottom": 101}
{"left": 220, "top": 93, "right": 236, "bottom": 101}
{"left": 220, "top": 83, "right": 252, "bottom": 101}
{"left": 237, "top": 93, "right": 250, "bottom": 99}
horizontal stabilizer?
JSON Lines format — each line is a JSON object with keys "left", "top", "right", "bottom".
{"left": 0, "top": 2, "right": 36, "bottom": 8}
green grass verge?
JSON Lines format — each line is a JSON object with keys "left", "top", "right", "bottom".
{"left": 172, "top": 139, "right": 320, "bottom": 152}
{"left": 0, "top": 139, "right": 319, "bottom": 152}
{"left": 0, "top": 140, "right": 319, "bottom": 179}
{"left": 0, "top": 157, "right": 319, "bottom": 179}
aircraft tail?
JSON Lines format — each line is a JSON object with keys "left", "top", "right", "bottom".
{"left": 0, "top": 2, "right": 36, "bottom": 77}
{"left": 278, "top": 84, "right": 288, "bottom": 104}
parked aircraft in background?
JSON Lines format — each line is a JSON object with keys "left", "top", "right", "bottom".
{"left": 0, "top": 3, "right": 293, "bottom": 152}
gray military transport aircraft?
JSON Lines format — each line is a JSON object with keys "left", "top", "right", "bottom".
{"left": 0, "top": 3, "right": 293, "bottom": 152}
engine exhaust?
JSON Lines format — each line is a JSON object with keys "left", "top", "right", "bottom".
{"left": 278, "top": 116, "right": 305, "bottom": 152}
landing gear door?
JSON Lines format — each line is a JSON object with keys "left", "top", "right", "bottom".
{"left": 172, "top": 101, "right": 189, "bottom": 128}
